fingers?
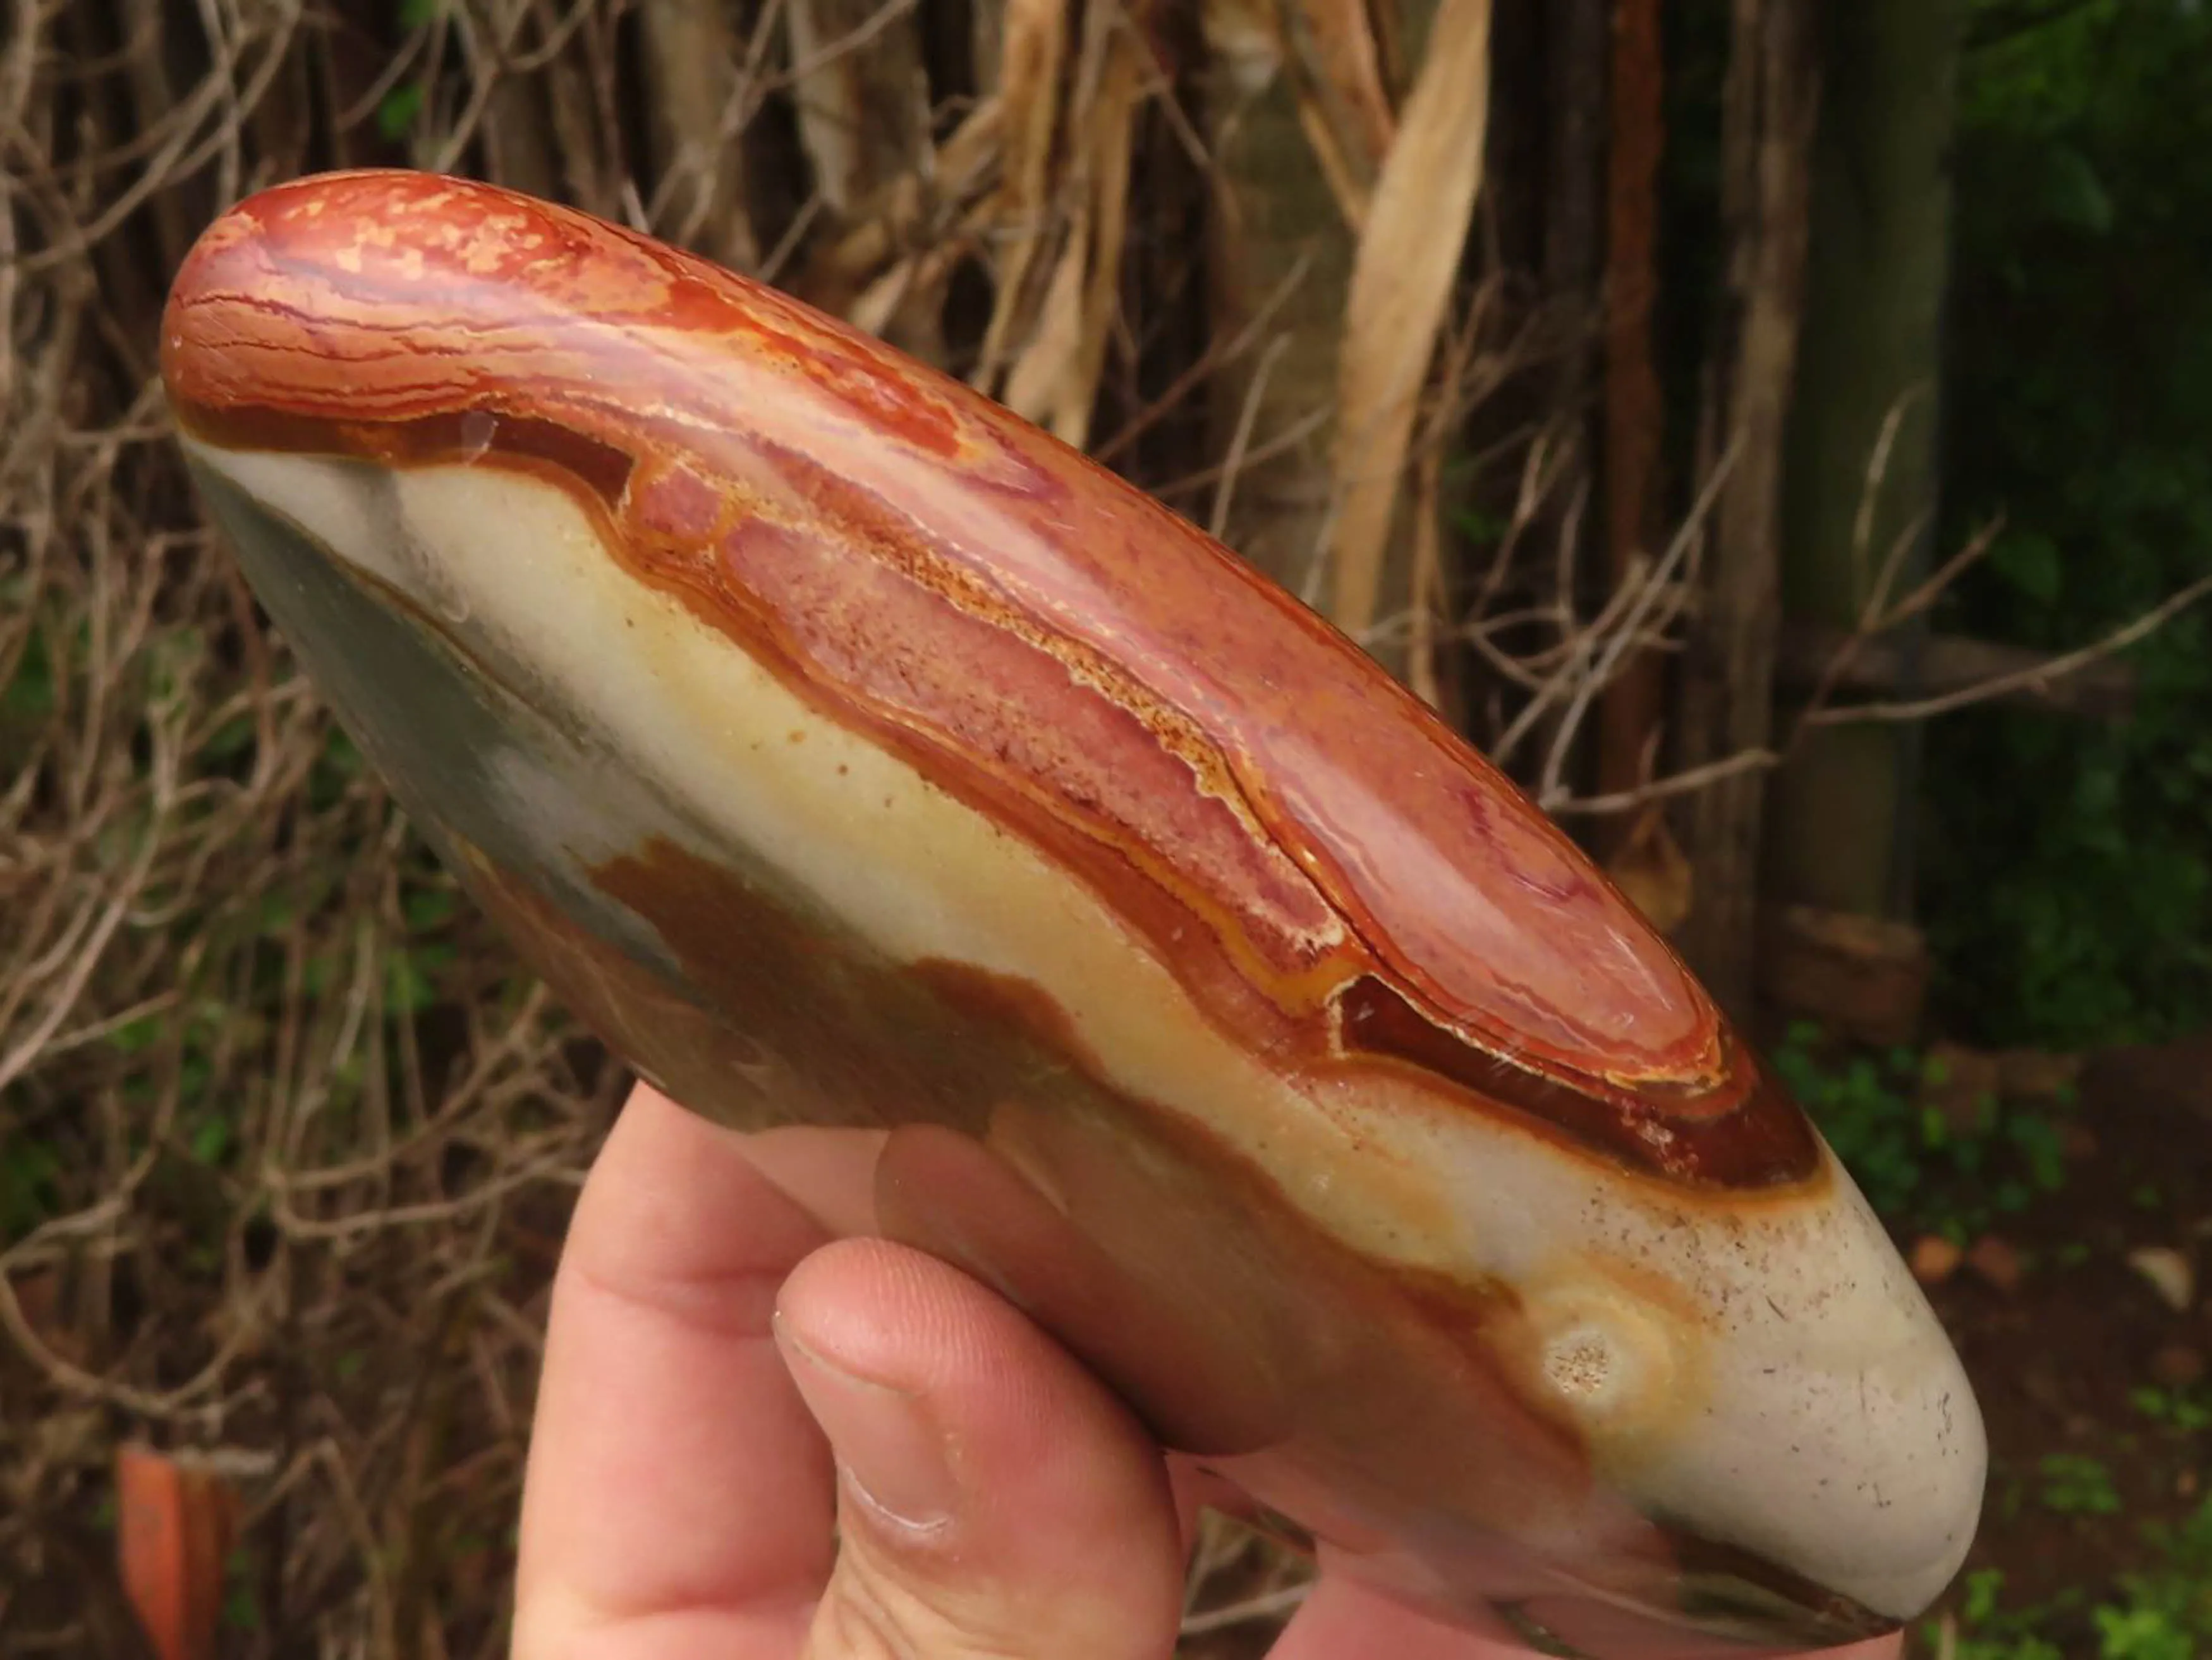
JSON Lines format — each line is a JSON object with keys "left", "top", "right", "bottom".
{"left": 516, "top": 1093, "right": 1187, "bottom": 1660}
{"left": 775, "top": 1238, "right": 1187, "bottom": 1660}
{"left": 513, "top": 1085, "right": 837, "bottom": 1660}
{"left": 514, "top": 1082, "right": 1891, "bottom": 1660}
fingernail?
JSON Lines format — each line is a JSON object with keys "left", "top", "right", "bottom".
{"left": 775, "top": 1316, "right": 958, "bottom": 1534}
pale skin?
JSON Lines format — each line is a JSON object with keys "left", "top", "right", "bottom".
{"left": 511, "top": 1083, "right": 1908, "bottom": 1660}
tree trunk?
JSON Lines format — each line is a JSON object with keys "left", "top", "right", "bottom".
{"left": 1205, "top": 34, "right": 1358, "bottom": 599}
{"left": 1766, "top": 0, "right": 1964, "bottom": 922}
{"left": 1592, "top": 0, "right": 1666, "bottom": 847}
{"left": 1545, "top": 0, "right": 1608, "bottom": 399}
{"left": 786, "top": 0, "right": 932, "bottom": 221}
{"left": 636, "top": 0, "right": 764, "bottom": 273}
{"left": 1103, "top": 4, "right": 1215, "bottom": 492}
{"left": 1671, "top": 0, "right": 1818, "bottom": 1017}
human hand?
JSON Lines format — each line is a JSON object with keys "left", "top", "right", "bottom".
{"left": 512, "top": 1083, "right": 1906, "bottom": 1660}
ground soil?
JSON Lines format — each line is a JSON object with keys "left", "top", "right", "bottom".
{"left": 1918, "top": 1034, "right": 2212, "bottom": 1647}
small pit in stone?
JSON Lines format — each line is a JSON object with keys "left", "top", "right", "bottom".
{"left": 1544, "top": 1328, "right": 1615, "bottom": 1402}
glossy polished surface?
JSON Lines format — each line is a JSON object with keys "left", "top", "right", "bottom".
{"left": 164, "top": 171, "right": 1983, "bottom": 1656}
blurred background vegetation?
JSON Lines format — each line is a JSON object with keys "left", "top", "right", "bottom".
{"left": 1, "top": 0, "right": 2207, "bottom": 1654}
{"left": 1926, "top": 0, "right": 2212, "bottom": 1050}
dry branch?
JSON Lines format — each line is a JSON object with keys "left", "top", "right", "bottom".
{"left": 1549, "top": 566, "right": 2212, "bottom": 819}
{"left": 1668, "top": 0, "right": 1819, "bottom": 1013}
{"left": 1325, "top": 0, "right": 1490, "bottom": 639}
{"left": 637, "top": 0, "right": 765, "bottom": 272}
{"left": 1776, "top": 621, "right": 2138, "bottom": 721}
{"left": 786, "top": 0, "right": 930, "bottom": 219}
{"left": 6, "top": 4, "right": 2205, "bottom": 1653}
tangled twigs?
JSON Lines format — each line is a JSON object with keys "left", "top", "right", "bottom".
{"left": 0, "top": 7, "right": 622, "bottom": 1651}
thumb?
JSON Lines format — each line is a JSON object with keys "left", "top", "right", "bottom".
{"left": 774, "top": 1240, "right": 1187, "bottom": 1660}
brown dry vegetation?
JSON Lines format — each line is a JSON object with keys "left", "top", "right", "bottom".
{"left": 6, "top": 1, "right": 2204, "bottom": 1655}
{"left": 0, "top": 35, "right": 620, "bottom": 1630}
{"left": 0, "top": 0, "right": 1470, "bottom": 1649}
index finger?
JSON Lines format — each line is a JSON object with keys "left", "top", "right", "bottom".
{"left": 513, "top": 1083, "right": 843, "bottom": 1659}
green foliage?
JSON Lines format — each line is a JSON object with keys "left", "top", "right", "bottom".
{"left": 1924, "top": 0, "right": 2212, "bottom": 1046}
{"left": 377, "top": 82, "right": 427, "bottom": 142}
{"left": 376, "top": 0, "right": 435, "bottom": 142}
{"left": 308, "top": 726, "right": 366, "bottom": 809}
{"left": 0, "top": 1137, "right": 63, "bottom": 1246}
{"left": 2110, "top": 1499, "right": 2212, "bottom": 1651}
{"left": 1934, "top": 1569, "right": 2072, "bottom": 1660}
{"left": 1771, "top": 1031, "right": 1937, "bottom": 1216}
{"left": 389, "top": 866, "right": 459, "bottom": 1015}
{"left": 2, "top": 621, "right": 55, "bottom": 721}
{"left": 2129, "top": 1384, "right": 2212, "bottom": 1434}
{"left": 1770, "top": 1023, "right": 2069, "bottom": 1233}
{"left": 2038, "top": 1451, "right": 2122, "bottom": 1517}
{"left": 0, "top": 793, "right": 473, "bottom": 1254}
{"left": 1929, "top": 1502, "right": 2212, "bottom": 1657}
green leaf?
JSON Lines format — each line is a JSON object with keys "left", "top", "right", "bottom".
{"left": 2048, "top": 145, "right": 2116, "bottom": 235}
{"left": 106, "top": 1015, "right": 164, "bottom": 1054}
{"left": 202, "top": 714, "right": 256, "bottom": 761}
{"left": 1990, "top": 532, "right": 2062, "bottom": 605}
{"left": 404, "top": 885, "right": 458, "bottom": 932}
{"left": 387, "top": 953, "right": 437, "bottom": 1014}
{"left": 2, "top": 630, "right": 54, "bottom": 717}
{"left": 0, "top": 1139, "right": 63, "bottom": 1240}
{"left": 188, "top": 1116, "right": 233, "bottom": 1166}
{"left": 377, "top": 82, "right": 426, "bottom": 142}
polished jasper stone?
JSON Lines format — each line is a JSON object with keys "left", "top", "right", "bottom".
{"left": 162, "top": 171, "right": 1984, "bottom": 1657}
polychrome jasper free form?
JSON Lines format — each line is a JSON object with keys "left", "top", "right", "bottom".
{"left": 163, "top": 172, "right": 1983, "bottom": 1656}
